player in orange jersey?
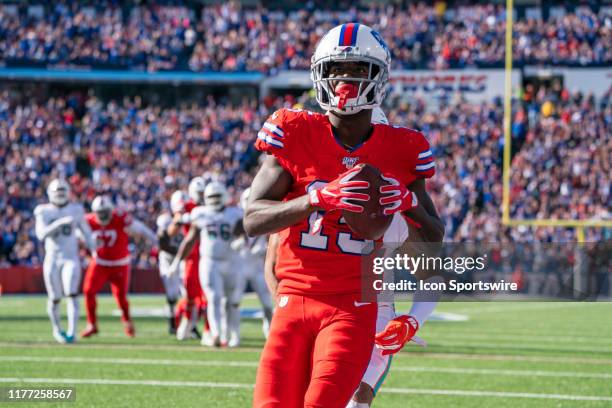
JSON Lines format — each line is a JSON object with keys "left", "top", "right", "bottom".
{"left": 244, "top": 23, "right": 444, "bottom": 408}
{"left": 80, "top": 196, "right": 158, "bottom": 338}
{"left": 166, "top": 177, "right": 208, "bottom": 341}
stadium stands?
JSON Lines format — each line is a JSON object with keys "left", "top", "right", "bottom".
{"left": 1, "top": 2, "right": 610, "bottom": 72}
{"left": 0, "top": 1, "right": 609, "bottom": 268}
{"left": 1, "top": 82, "right": 609, "bottom": 266}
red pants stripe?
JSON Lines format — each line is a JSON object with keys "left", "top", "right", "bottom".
{"left": 83, "top": 261, "right": 130, "bottom": 326}
{"left": 253, "top": 293, "right": 377, "bottom": 408}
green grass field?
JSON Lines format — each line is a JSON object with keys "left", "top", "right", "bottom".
{"left": 0, "top": 295, "right": 611, "bottom": 407}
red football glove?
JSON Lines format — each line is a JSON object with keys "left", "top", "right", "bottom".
{"left": 308, "top": 165, "right": 370, "bottom": 213}
{"left": 375, "top": 315, "right": 419, "bottom": 356}
{"left": 379, "top": 173, "right": 419, "bottom": 216}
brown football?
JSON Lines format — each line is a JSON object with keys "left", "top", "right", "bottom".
{"left": 342, "top": 163, "right": 392, "bottom": 240}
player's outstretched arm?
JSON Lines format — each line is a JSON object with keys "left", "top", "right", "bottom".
{"left": 168, "top": 224, "right": 199, "bottom": 276}
{"left": 243, "top": 155, "right": 313, "bottom": 236}
{"left": 166, "top": 213, "right": 184, "bottom": 237}
{"left": 77, "top": 214, "right": 96, "bottom": 252}
{"left": 128, "top": 219, "right": 159, "bottom": 246}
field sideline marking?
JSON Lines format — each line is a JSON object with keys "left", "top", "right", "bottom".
{"left": 2, "top": 356, "right": 611, "bottom": 380}
{"left": 15, "top": 328, "right": 612, "bottom": 346}
{"left": 0, "top": 377, "right": 611, "bottom": 402}
{"left": 418, "top": 340, "right": 609, "bottom": 354}
{"left": 1, "top": 342, "right": 611, "bottom": 365}
{"left": 424, "top": 332, "right": 612, "bottom": 346}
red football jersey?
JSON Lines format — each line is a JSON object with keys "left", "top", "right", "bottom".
{"left": 183, "top": 200, "right": 200, "bottom": 262}
{"left": 87, "top": 210, "right": 132, "bottom": 266}
{"left": 255, "top": 108, "right": 436, "bottom": 295}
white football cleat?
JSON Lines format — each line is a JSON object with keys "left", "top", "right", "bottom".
{"left": 200, "top": 330, "right": 215, "bottom": 347}
{"left": 228, "top": 333, "right": 240, "bottom": 348}
{"left": 52, "top": 330, "right": 67, "bottom": 344}
{"left": 176, "top": 316, "right": 192, "bottom": 341}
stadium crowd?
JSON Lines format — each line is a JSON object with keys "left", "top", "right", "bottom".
{"left": 1, "top": 82, "right": 609, "bottom": 266}
{"left": 1, "top": 2, "right": 610, "bottom": 72}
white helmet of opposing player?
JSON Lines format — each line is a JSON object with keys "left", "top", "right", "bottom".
{"left": 240, "top": 188, "right": 250, "bottom": 210}
{"left": 92, "top": 195, "right": 114, "bottom": 225}
{"left": 188, "top": 177, "right": 206, "bottom": 204}
{"left": 170, "top": 190, "right": 188, "bottom": 214}
{"left": 205, "top": 181, "right": 228, "bottom": 212}
{"left": 311, "top": 23, "right": 391, "bottom": 115}
{"left": 47, "top": 179, "right": 71, "bottom": 207}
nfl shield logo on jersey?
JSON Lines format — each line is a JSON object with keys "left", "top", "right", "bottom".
{"left": 342, "top": 156, "right": 359, "bottom": 169}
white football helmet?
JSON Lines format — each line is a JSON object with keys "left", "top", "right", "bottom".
{"left": 204, "top": 181, "right": 228, "bottom": 212}
{"left": 91, "top": 195, "right": 114, "bottom": 225}
{"left": 188, "top": 177, "right": 206, "bottom": 204}
{"left": 311, "top": 23, "right": 391, "bottom": 115}
{"left": 170, "top": 190, "right": 189, "bottom": 214}
{"left": 46, "top": 179, "right": 71, "bottom": 207}
{"left": 240, "top": 188, "right": 250, "bottom": 210}
{"left": 371, "top": 107, "right": 389, "bottom": 125}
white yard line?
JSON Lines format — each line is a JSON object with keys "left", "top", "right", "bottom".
{"left": 0, "top": 377, "right": 610, "bottom": 402}
{"left": 0, "top": 342, "right": 262, "bottom": 353}
{"left": 2, "top": 341, "right": 611, "bottom": 364}
{"left": 398, "top": 352, "right": 612, "bottom": 365}
{"left": 0, "top": 356, "right": 258, "bottom": 368}
{"left": 2, "top": 356, "right": 611, "bottom": 380}
{"left": 390, "top": 366, "right": 612, "bottom": 379}
{"left": 381, "top": 387, "right": 612, "bottom": 402}
{"left": 0, "top": 377, "right": 252, "bottom": 389}
{"left": 424, "top": 332, "right": 612, "bottom": 346}
{"left": 418, "top": 340, "right": 608, "bottom": 354}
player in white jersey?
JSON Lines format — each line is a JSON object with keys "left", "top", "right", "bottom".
{"left": 170, "top": 181, "right": 244, "bottom": 347}
{"left": 230, "top": 188, "right": 273, "bottom": 343}
{"left": 34, "top": 179, "right": 95, "bottom": 344}
{"left": 345, "top": 108, "right": 439, "bottom": 408}
{"left": 156, "top": 190, "right": 189, "bottom": 334}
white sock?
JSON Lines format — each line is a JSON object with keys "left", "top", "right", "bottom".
{"left": 346, "top": 400, "right": 369, "bottom": 408}
{"left": 47, "top": 299, "right": 62, "bottom": 333}
{"left": 227, "top": 303, "right": 240, "bottom": 341}
{"left": 410, "top": 276, "right": 444, "bottom": 327}
{"left": 66, "top": 296, "right": 79, "bottom": 337}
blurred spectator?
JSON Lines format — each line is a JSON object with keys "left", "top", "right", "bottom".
{"left": 1, "top": 84, "right": 609, "bottom": 266}
{"left": 1, "top": 2, "right": 610, "bottom": 72}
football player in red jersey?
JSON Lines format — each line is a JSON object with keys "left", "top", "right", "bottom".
{"left": 166, "top": 177, "right": 208, "bottom": 341}
{"left": 81, "top": 196, "right": 158, "bottom": 338}
{"left": 244, "top": 23, "right": 444, "bottom": 408}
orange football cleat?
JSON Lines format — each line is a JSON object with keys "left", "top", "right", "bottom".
{"left": 80, "top": 324, "right": 98, "bottom": 338}
{"left": 123, "top": 320, "right": 135, "bottom": 338}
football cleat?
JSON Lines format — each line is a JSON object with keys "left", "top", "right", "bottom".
{"left": 190, "top": 326, "right": 202, "bottom": 340}
{"left": 123, "top": 320, "right": 135, "bottom": 338}
{"left": 80, "top": 324, "right": 98, "bottom": 338}
{"left": 176, "top": 316, "right": 192, "bottom": 341}
{"left": 64, "top": 334, "right": 76, "bottom": 344}
{"left": 200, "top": 330, "right": 216, "bottom": 347}
{"left": 53, "top": 330, "right": 67, "bottom": 344}
{"left": 168, "top": 317, "right": 177, "bottom": 335}
{"left": 228, "top": 334, "right": 240, "bottom": 348}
